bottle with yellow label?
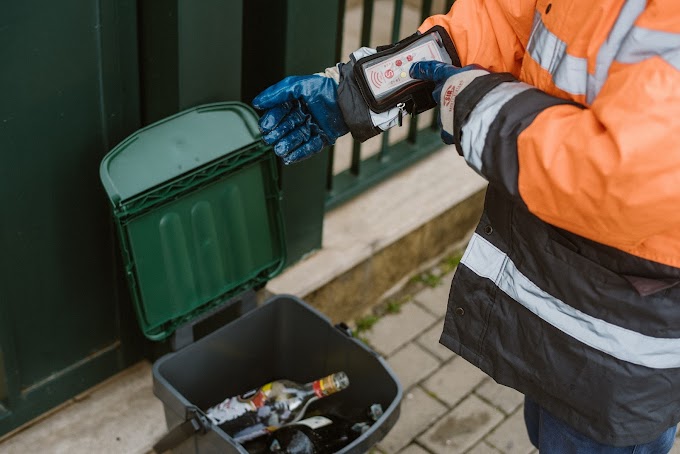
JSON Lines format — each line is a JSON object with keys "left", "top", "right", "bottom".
{"left": 205, "top": 371, "right": 350, "bottom": 443}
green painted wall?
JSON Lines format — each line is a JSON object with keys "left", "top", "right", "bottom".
{"left": 0, "top": 0, "right": 341, "bottom": 434}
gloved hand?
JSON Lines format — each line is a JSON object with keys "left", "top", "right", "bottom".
{"left": 409, "top": 61, "right": 489, "bottom": 144}
{"left": 252, "top": 72, "right": 349, "bottom": 165}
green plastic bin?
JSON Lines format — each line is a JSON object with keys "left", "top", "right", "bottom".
{"left": 100, "top": 102, "right": 285, "bottom": 342}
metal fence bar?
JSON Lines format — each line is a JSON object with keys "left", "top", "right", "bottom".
{"left": 378, "top": 0, "right": 405, "bottom": 162}
{"left": 350, "top": 0, "right": 375, "bottom": 176}
{"left": 327, "top": 0, "right": 348, "bottom": 191}
{"left": 420, "top": 0, "right": 434, "bottom": 34}
{"left": 350, "top": 137, "right": 362, "bottom": 176}
{"left": 361, "top": 0, "right": 375, "bottom": 47}
{"left": 391, "top": 0, "right": 404, "bottom": 42}
{"left": 407, "top": 0, "right": 434, "bottom": 143}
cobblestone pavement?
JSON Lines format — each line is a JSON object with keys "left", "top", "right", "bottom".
{"left": 360, "top": 270, "right": 680, "bottom": 454}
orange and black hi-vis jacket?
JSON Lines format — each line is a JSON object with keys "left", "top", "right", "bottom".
{"left": 419, "top": 0, "right": 680, "bottom": 446}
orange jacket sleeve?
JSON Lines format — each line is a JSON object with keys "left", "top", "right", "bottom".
{"left": 418, "top": 0, "right": 536, "bottom": 76}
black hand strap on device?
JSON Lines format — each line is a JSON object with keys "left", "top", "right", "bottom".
{"left": 337, "top": 26, "right": 460, "bottom": 143}
{"left": 353, "top": 26, "right": 460, "bottom": 114}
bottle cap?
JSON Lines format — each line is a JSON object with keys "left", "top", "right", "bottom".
{"left": 333, "top": 371, "right": 350, "bottom": 391}
{"left": 369, "top": 403, "right": 384, "bottom": 422}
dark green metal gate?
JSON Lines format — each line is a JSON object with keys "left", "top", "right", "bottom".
{"left": 0, "top": 0, "right": 143, "bottom": 435}
{"left": 0, "top": 0, "right": 342, "bottom": 435}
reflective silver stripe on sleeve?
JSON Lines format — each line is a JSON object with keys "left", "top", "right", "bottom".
{"left": 460, "top": 82, "right": 532, "bottom": 174}
{"left": 616, "top": 27, "right": 680, "bottom": 70}
{"left": 587, "top": 0, "right": 646, "bottom": 103}
{"left": 527, "top": 11, "right": 588, "bottom": 96}
{"left": 461, "top": 233, "right": 680, "bottom": 369}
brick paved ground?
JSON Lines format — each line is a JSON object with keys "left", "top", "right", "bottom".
{"left": 360, "top": 271, "right": 680, "bottom": 454}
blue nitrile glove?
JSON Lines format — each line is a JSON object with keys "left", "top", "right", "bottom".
{"left": 252, "top": 73, "right": 350, "bottom": 165}
{"left": 409, "top": 61, "right": 489, "bottom": 145}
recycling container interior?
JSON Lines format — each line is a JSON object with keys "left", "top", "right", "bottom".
{"left": 153, "top": 295, "right": 402, "bottom": 454}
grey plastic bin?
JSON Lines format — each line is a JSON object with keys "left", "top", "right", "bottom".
{"left": 152, "top": 295, "right": 403, "bottom": 454}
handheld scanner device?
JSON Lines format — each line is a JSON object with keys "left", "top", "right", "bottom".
{"left": 353, "top": 26, "right": 460, "bottom": 116}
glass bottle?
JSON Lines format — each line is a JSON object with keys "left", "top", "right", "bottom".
{"left": 205, "top": 372, "right": 350, "bottom": 443}
{"left": 266, "top": 414, "right": 361, "bottom": 454}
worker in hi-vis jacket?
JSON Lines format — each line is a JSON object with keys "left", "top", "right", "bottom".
{"left": 252, "top": 1, "right": 680, "bottom": 452}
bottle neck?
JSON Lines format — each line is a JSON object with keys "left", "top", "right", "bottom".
{"left": 307, "top": 373, "right": 345, "bottom": 398}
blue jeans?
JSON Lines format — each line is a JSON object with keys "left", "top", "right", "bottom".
{"left": 524, "top": 397, "right": 678, "bottom": 453}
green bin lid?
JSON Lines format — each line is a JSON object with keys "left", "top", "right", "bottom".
{"left": 100, "top": 102, "right": 285, "bottom": 341}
